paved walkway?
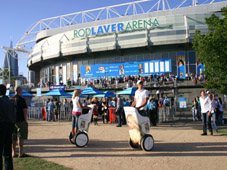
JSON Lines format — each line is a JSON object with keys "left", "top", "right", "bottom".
{"left": 23, "top": 120, "right": 227, "bottom": 170}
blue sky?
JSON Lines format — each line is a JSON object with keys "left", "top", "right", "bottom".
{"left": 0, "top": 0, "right": 224, "bottom": 78}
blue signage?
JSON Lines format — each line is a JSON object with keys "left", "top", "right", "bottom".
{"left": 179, "top": 97, "right": 187, "bottom": 109}
{"left": 177, "top": 52, "right": 186, "bottom": 79}
{"left": 36, "top": 88, "right": 42, "bottom": 97}
{"left": 49, "top": 85, "right": 65, "bottom": 91}
{"left": 81, "top": 58, "right": 171, "bottom": 79}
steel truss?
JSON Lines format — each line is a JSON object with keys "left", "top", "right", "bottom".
{"left": 15, "top": 0, "right": 226, "bottom": 50}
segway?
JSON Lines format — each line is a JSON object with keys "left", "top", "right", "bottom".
{"left": 69, "top": 105, "right": 94, "bottom": 147}
{"left": 124, "top": 106, "right": 154, "bottom": 152}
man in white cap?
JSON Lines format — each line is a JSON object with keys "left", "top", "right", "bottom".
{"left": 131, "top": 80, "right": 149, "bottom": 116}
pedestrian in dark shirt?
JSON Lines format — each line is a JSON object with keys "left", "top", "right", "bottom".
{"left": 0, "top": 84, "right": 16, "bottom": 170}
{"left": 10, "top": 86, "right": 28, "bottom": 158}
{"left": 116, "top": 94, "right": 124, "bottom": 127}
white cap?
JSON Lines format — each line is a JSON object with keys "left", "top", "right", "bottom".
{"left": 137, "top": 80, "right": 143, "bottom": 85}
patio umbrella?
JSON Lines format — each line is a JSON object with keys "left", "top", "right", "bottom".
{"left": 64, "top": 92, "right": 86, "bottom": 98}
{"left": 94, "top": 91, "right": 116, "bottom": 98}
{"left": 9, "top": 90, "right": 34, "bottom": 97}
{"left": 42, "top": 89, "right": 71, "bottom": 97}
{"left": 116, "top": 87, "right": 137, "bottom": 96}
{"left": 81, "top": 87, "right": 104, "bottom": 95}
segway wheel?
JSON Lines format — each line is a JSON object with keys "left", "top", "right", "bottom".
{"left": 140, "top": 134, "right": 154, "bottom": 152}
{"left": 69, "top": 132, "right": 75, "bottom": 144}
{"left": 129, "top": 138, "right": 139, "bottom": 149}
{"left": 74, "top": 131, "right": 89, "bottom": 147}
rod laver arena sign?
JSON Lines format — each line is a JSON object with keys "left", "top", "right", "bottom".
{"left": 74, "top": 18, "right": 159, "bottom": 37}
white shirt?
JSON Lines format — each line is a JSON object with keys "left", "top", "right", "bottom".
{"left": 72, "top": 96, "right": 82, "bottom": 112}
{"left": 200, "top": 96, "right": 211, "bottom": 113}
{"left": 135, "top": 88, "right": 149, "bottom": 111}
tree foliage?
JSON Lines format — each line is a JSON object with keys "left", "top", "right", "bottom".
{"left": 0, "top": 69, "right": 15, "bottom": 86}
{"left": 193, "top": 6, "right": 227, "bottom": 94}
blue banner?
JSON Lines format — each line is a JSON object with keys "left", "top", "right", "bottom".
{"left": 196, "top": 56, "right": 205, "bottom": 77}
{"left": 177, "top": 52, "right": 186, "bottom": 79}
{"left": 81, "top": 58, "right": 171, "bottom": 79}
{"left": 49, "top": 85, "right": 65, "bottom": 91}
{"left": 179, "top": 97, "right": 187, "bottom": 109}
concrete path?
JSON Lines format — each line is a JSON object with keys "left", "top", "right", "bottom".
{"left": 23, "top": 120, "right": 227, "bottom": 170}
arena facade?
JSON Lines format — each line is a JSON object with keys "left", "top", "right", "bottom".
{"left": 25, "top": 0, "right": 227, "bottom": 85}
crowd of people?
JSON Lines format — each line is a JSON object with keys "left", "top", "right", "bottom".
{"left": 193, "top": 90, "right": 225, "bottom": 136}
{"left": 37, "top": 72, "right": 206, "bottom": 89}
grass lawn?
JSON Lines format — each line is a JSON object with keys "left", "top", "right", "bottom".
{"left": 217, "top": 127, "right": 227, "bottom": 136}
{"left": 11, "top": 156, "right": 72, "bottom": 170}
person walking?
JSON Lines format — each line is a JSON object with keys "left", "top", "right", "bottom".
{"left": 199, "top": 90, "right": 212, "bottom": 136}
{"left": 131, "top": 80, "right": 149, "bottom": 116}
{"left": 48, "top": 99, "right": 55, "bottom": 122}
{"left": 10, "top": 86, "right": 28, "bottom": 158}
{"left": 116, "top": 94, "right": 124, "bottom": 127}
{"left": 0, "top": 84, "right": 15, "bottom": 170}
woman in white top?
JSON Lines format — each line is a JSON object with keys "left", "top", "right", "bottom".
{"left": 199, "top": 90, "right": 212, "bottom": 135}
{"left": 71, "top": 89, "right": 90, "bottom": 137}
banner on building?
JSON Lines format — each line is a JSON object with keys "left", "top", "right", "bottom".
{"left": 49, "top": 85, "right": 65, "bottom": 91}
{"left": 55, "top": 65, "right": 59, "bottom": 85}
{"left": 177, "top": 52, "right": 186, "bottom": 79}
{"left": 62, "top": 64, "right": 67, "bottom": 85}
{"left": 72, "top": 62, "right": 78, "bottom": 84}
{"left": 196, "top": 56, "right": 205, "bottom": 77}
{"left": 81, "top": 58, "right": 171, "bottom": 79}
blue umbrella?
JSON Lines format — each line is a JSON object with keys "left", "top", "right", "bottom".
{"left": 94, "top": 91, "right": 116, "bottom": 98}
{"left": 66, "top": 92, "right": 86, "bottom": 98}
{"left": 42, "top": 89, "right": 71, "bottom": 97}
{"left": 116, "top": 87, "right": 137, "bottom": 96}
{"left": 81, "top": 87, "right": 104, "bottom": 95}
{"left": 9, "top": 90, "right": 34, "bottom": 97}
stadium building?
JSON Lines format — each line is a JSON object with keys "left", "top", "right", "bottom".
{"left": 19, "top": 0, "right": 227, "bottom": 85}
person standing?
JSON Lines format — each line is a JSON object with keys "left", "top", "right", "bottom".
{"left": 45, "top": 98, "right": 50, "bottom": 121}
{"left": 217, "top": 98, "right": 225, "bottom": 126}
{"left": 10, "top": 86, "right": 28, "bottom": 158}
{"left": 101, "top": 98, "right": 108, "bottom": 124}
{"left": 0, "top": 84, "right": 15, "bottom": 170}
{"left": 196, "top": 96, "right": 201, "bottom": 121}
{"left": 63, "top": 99, "right": 69, "bottom": 120}
{"left": 211, "top": 94, "right": 218, "bottom": 132}
{"left": 91, "top": 97, "right": 99, "bottom": 125}
{"left": 200, "top": 90, "right": 212, "bottom": 136}
{"left": 116, "top": 94, "right": 124, "bottom": 127}
{"left": 48, "top": 99, "right": 55, "bottom": 122}
{"left": 192, "top": 98, "right": 198, "bottom": 121}
{"left": 131, "top": 80, "right": 149, "bottom": 116}
{"left": 147, "top": 96, "right": 157, "bottom": 126}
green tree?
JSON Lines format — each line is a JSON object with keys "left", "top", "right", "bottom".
{"left": 0, "top": 68, "right": 15, "bottom": 86}
{"left": 193, "top": 6, "right": 227, "bottom": 94}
